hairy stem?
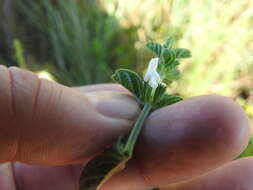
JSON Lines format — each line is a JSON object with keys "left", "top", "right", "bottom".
{"left": 124, "top": 103, "right": 152, "bottom": 154}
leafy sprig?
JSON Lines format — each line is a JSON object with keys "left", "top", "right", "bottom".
{"left": 79, "top": 38, "right": 191, "bottom": 190}
{"left": 147, "top": 38, "right": 191, "bottom": 84}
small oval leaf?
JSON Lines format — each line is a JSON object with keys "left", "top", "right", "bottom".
{"left": 152, "top": 83, "right": 167, "bottom": 105}
{"left": 154, "top": 94, "right": 183, "bottom": 109}
{"left": 146, "top": 42, "right": 163, "bottom": 57}
{"left": 80, "top": 137, "right": 130, "bottom": 190}
{"left": 163, "top": 38, "right": 173, "bottom": 49}
{"left": 141, "top": 81, "right": 153, "bottom": 103}
{"left": 175, "top": 48, "right": 191, "bottom": 58}
{"left": 112, "top": 69, "right": 144, "bottom": 99}
{"left": 162, "top": 49, "right": 177, "bottom": 65}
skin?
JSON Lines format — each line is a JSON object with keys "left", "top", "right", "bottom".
{"left": 0, "top": 65, "right": 252, "bottom": 190}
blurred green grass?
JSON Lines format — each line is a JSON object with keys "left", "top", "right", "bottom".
{"left": 0, "top": 0, "right": 252, "bottom": 156}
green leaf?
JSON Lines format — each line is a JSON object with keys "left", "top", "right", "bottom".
{"left": 141, "top": 81, "right": 153, "bottom": 103}
{"left": 162, "top": 70, "right": 180, "bottom": 85}
{"left": 154, "top": 94, "right": 183, "bottom": 109}
{"left": 152, "top": 83, "right": 167, "bottom": 105}
{"left": 175, "top": 48, "right": 191, "bottom": 58}
{"left": 168, "top": 60, "right": 180, "bottom": 68}
{"left": 112, "top": 69, "right": 144, "bottom": 99}
{"left": 146, "top": 42, "right": 163, "bottom": 57}
{"left": 163, "top": 38, "right": 173, "bottom": 49}
{"left": 162, "top": 49, "right": 177, "bottom": 65}
{"left": 79, "top": 136, "right": 130, "bottom": 190}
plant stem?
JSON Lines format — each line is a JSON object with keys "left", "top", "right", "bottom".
{"left": 124, "top": 103, "right": 153, "bottom": 154}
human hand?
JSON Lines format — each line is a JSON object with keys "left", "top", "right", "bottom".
{"left": 0, "top": 66, "right": 251, "bottom": 190}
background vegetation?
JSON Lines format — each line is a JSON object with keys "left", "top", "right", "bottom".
{"left": 0, "top": 0, "right": 252, "bottom": 156}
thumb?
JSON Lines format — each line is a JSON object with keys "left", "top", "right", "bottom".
{"left": 0, "top": 66, "right": 139, "bottom": 165}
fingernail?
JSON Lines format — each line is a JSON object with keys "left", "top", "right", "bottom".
{"left": 86, "top": 91, "right": 140, "bottom": 120}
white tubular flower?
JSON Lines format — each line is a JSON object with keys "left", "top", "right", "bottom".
{"left": 144, "top": 58, "right": 161, "bottom": 89}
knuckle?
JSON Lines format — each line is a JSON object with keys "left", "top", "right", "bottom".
{"left": 0, "top": 65, "right": 13, "bottom": 117}
{"left": 8, "top": 67, "right": 40, "bottom": 121}
{"left": 0, "top": 66, "right": 20, "bottom": 161}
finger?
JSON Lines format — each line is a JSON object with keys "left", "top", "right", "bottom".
{"left": 162, "top": 157, "right": 253, "bottom": 190}
{"left": 101, "top": 95, "right": 250, "bottom": 189}
{"left": 0, "top": 66, "right": 140, "bottom": 165}
{"left": 0, "top": 162, "right": 80, "bottom": 190}
{"left": 73, "top": 83, "right": 128, "bottom": 93}
{"left": 0, "top": 163, "right": 16, "bottom": 190}
{"left": 11, "top": 163, "right": 80, "bottom": 190}
{"left": 9, "top": 158, "right": 253, "bottom": 190}
{"left": 3, "top": 95, "right": 250, "bottom": 190}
